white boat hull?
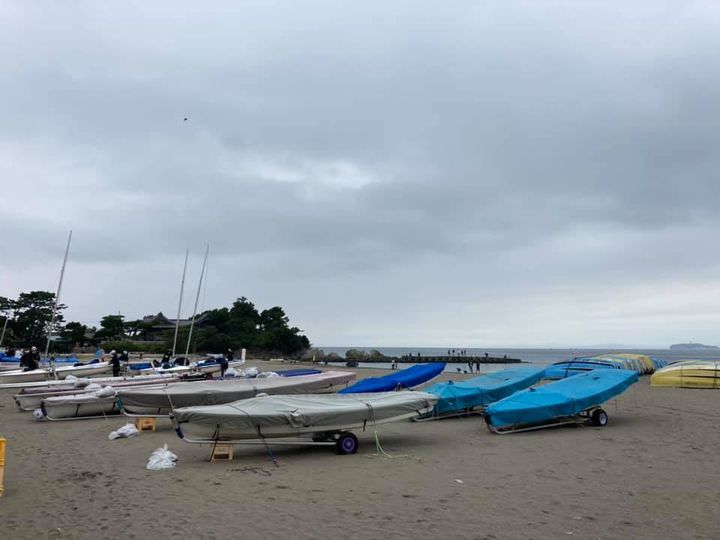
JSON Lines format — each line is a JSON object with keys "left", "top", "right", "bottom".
{"left": 41, "top": 395, "right": 121, "bottom": 419}
{"left": 14, "top": 376, "right": 178, "bottom": 411}
{"left": 0, "top": 362, "right": 112, "bottom": 384}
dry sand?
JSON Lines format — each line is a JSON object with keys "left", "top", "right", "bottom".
{"left": 0, "top": 361, "right": 718, "bottom": 540}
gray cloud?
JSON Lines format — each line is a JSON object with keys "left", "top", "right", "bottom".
{"left": 2, "top": 1, "right": 720, "bottom": 346}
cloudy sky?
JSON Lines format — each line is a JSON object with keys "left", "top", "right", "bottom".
{"left": 2, "top": 1, "right": 720, "bottom": 348}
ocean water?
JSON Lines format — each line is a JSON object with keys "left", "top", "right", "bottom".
{"left": 318, "top": 346, "right": 720, "bottom": 373}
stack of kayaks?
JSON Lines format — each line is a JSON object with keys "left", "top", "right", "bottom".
{"left": 484, "top": 369, "right": 639, "bottom": 433}
{"left": 421, "top": 366, "right": 546, "bottom": 419}
{"left": 338, "top": 363, "right": 445, "bottom": 394}
{"left": 650, "top": 361, "right": 720, "bottom": 389}
{"left": 545, "top": 353, "right": 667, "bottom": 379}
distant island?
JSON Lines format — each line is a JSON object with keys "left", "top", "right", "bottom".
{"left": 669, "top": 343, "right": 720, "bottom": 351}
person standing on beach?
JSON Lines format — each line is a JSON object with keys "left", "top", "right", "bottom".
{"left": 220, "top": 349, "right": 232, "bottom": 377}
{"left": 160, "top": 349, "right": 172, "bottom": 368}
{"left": 20, "top": 346, "right": 40, "bottom": 371}
{"left": 109, "top": 350, "right": 121, "bottom": 377}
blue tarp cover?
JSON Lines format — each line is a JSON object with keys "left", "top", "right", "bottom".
{"left": 338, "top": 363, "right": 446, "bottom": 394}
{"left": 277, "top": 368, "right": 322, "bottom": 377}
{"left": 425, "top": 366, "right": 546, "bottom": 415}
{"left": 485, "top": 369, "right": 639, "bottom": 429}
{"left": 544, "top": 359, "right": 618, "bottom": 380}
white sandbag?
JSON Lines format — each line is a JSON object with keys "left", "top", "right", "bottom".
{"left": 244, "top": 367, "right": 259, "bottom": 378}
{"left": 108, "top": 423, "right": 139, "bottom": 440}
{"left": 146, "top": 444, "right": 178, "bottom": 470}
{"left": 224, "top": 368, "right": 240, "bottom": 378}
{"left": 257, "top": 371, "right": 279, "bottom": 378}
{"left": 93, "top": 385, "right": 116, "bottom": 398}
{"left": 73, "top": 378, "right": 91, "bottom": 388}
{"left": 85, "top": 383, "right": 102, "bottom": 391}
{"left": 65, "top": 375, "right": 77, "bottom": 381}
{"left": 33, "top": 408, "right": 44, "bottom": 420}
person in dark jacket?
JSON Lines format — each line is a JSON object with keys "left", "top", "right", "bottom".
{"left": 160, "top": 349, "right": 172, "bottom": 369}
{"left": 109, "top": 350, "right": 121, "bottom": 377}
{"left": 20, "top": 346, "right": 41, "bottom": 371}
{"left": 219, "top": 349, "right": 232, "bottom": 377}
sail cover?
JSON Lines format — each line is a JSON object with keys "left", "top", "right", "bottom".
{"left": 172, "top": 391, "right": 438, "bottom": 433}
{"left": 118, "top": 370, "right": 355, "bottom": 410}
{"left": 425, "top": 366, "right": 546, "bottom": 415}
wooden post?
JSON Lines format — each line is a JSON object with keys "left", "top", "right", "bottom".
{"left": 0, "top": 437, "right": 5, "bottom": 497}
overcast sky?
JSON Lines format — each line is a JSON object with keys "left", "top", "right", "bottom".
{"left": 2, "top": 1, "right": 720, "bottom": 348}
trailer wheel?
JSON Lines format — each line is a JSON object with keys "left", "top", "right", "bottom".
{"left": 335, "top": 432, "right": 359, "bottom": 455}
{"left": 591, "top": 409, "right": 609, "bottom": 427}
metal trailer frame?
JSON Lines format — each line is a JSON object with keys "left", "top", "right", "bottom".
{"left": 173, "top": 424, "right": 361, "bottom": 455}
{"left": 482, "top": 406, "right": 609, "bottom": 434}
{"left": 413, "top": 406, "right": 486, "bottom": 422}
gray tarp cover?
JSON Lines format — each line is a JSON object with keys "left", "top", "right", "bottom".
{"left": 117, "top": 371, "right": 356, "bottom": 409}
{"left": 172, "top": 391, "right": 438, "bottom": 431}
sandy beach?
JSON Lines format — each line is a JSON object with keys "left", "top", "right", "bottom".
{"left": 0, "top": 361, "right": 718, "bottom": 540}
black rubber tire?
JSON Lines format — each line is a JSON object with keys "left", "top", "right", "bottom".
{"left": 334, "top": 432, "right": 359, "bottom": 455}
{"left": 591, "top": 409, "right": 609, "bottom": 427}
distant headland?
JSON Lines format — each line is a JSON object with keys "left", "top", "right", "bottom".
{"left": 669, "top": 342, "right": 720, "bottom": 351}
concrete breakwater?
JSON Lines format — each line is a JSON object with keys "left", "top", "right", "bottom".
{"left": 345, "top": 355, "right": 523, "bottom": 366}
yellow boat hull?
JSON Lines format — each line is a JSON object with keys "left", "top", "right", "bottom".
{"left": 651, "top": 361, "right": 720, "bottom": 389}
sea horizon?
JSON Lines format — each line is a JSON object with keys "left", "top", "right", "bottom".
{"left": 316, "top": 345, "right": 720, "bottom": 371}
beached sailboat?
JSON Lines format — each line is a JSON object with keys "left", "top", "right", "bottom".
{"left": 0, "top": 356, "right": 81, "bottom": 372}
{"left": 14, "top": 374, "right": 180, "bottom": 412}
{"left": 483, "top": 369, "right": 639, "bottom": 433}
{"left": 420, "top": 366, "right": 546, "bottom": 419}
{"left": 0, "top": 362, "right": 112, "bottom": 384}
{"left": 118, "top": 370, "right": 357, "bottom": 416}
{"left": 650, "top": 361, "right": 720, "bottom": 389}
{"left": 338, "top": 363, "right": 445, "bottom": 394}
{"left": 137, "top": 358, "right": 245, "bottom": 377}
{"left": 171, "top": 391, "right": 438, "bottom": 454}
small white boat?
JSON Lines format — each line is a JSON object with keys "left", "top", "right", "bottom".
{"left": 171, "top": 392, "right": 438, "bottom": 454}
{"left": 41, "top": 392, "right": 124, "bottom": 419}
{"left": 118, "top": 370, "right": 356, "bottom": 416}
{"left": 0, "top": 362, "right": 112, "bottom": 384}
{"left": 137, "top": 359, "right": 245, "bottom": 376}
{"left": 0, "top": 372, "right": 178, "bottom": 391}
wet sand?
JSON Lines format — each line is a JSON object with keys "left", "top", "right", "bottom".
{"left": 0, "top": 361, "right": 718, "bottom": 539}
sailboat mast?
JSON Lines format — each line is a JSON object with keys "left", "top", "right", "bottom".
{"left": 0, "top": 316, "right": 8, "bottom": 348}
{"left": 171, "top": 249, "right": 189, "bottom": 357}
{"left": 45, "top": 230, "right": 73, "bottom": 375}
{"left": 184, "top": 244, "right": 209, "bottom": 358}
